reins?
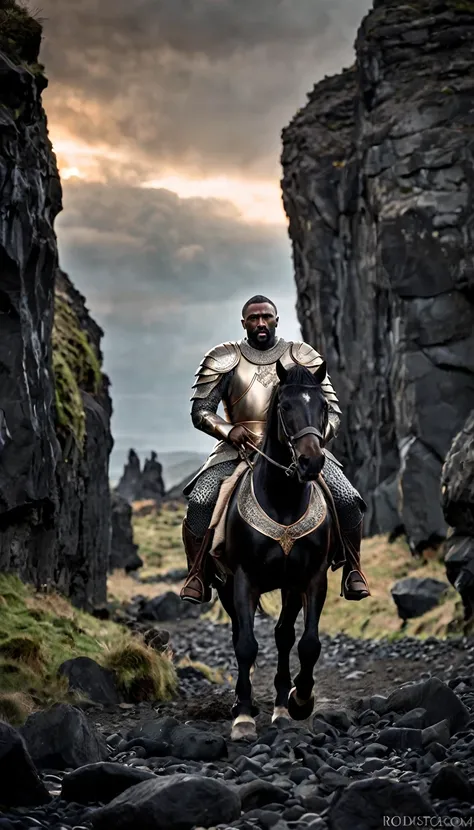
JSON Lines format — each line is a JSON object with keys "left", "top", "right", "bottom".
{"left": 238, "top": 393, "right": 327, "bottom": 478}
{"left": 239, "top": 440, "right": 297, "bottom": 476}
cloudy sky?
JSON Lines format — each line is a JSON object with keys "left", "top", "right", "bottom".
{"left": 36, "top": 0, "right": 371, "bottom": 480}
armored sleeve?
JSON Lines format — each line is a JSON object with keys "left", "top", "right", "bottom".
{"left": 190, "top": 342, "right": 240, "bottom": 442}
{"left": 290, "top": 341, "right": 342, "bottom": 442}
{"left": 191, "top": 372, "right": 235, "bottom": 441}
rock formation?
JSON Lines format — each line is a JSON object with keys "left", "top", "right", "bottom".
{"left": 110, "top": 492, "right": 143, "bottom": 573}
{"left": 116, "top": 451, "right": 165, "bottom": 505}
{"left": 441, "top": 411, "right": 474, "bottom": 620}
{"left": 0, "top": 3, "right": 112, "bottom": 610}
{"left": 140, "top": 452, "right": 165, "bottom": 503}
{"left": 281, "top": 0, "right": 474, "bottom": 552}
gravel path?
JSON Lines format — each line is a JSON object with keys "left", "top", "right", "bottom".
{"left": 3, "top": 612, "right": 474, "bottom": 830}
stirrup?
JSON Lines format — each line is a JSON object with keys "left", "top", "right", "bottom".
{"left": 180, "top": 574, "right": 212, "bottom": 604}
{"left": 341, "top": 569, "right": 370, "bottom": 600}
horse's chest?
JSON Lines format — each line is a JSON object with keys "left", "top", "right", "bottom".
{"left": 237, "top": 470, "right": 327, "bottom": 555}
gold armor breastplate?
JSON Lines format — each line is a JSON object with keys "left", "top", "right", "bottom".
{"left": 223, "top": 340, "right": 290, "bottom": 444}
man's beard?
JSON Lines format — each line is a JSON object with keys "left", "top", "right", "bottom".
{"left": 248, "top": 328, "right": 277, "bottom": 350}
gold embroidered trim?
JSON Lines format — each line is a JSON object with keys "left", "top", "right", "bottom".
{"left": 237, "top": 469, "right": 327, "bottom": 555}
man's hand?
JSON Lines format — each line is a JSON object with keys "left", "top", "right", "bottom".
{"left": 229, "top": 424, "right": 251, "bottom": 448}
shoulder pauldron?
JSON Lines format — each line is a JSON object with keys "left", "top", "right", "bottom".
{"left": 191, "top": 341, "right": 240, "bottom": 400}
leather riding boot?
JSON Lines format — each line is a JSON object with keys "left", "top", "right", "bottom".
{"left": 340, "top": 520, "right": 371, "bottom": 601}
{"left": 180, "top": 519, "right": 213, "bottom": 604}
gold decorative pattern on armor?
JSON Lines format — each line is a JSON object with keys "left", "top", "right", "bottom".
{"left": 237, "top": 469, "right": 327, "bottom": 555}
{"left": 256, "top": 363, "right": 278, "bottom": 387}
{"left": 238, "top": 338, "right": 289, "bottom": 365}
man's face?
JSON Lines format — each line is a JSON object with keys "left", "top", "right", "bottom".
{"left": 242, "top": 302, "right": 279, "bottom": 349}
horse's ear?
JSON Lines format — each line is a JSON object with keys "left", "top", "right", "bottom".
{"left": 313, "top": 360, "right": 327, "bottom": 385}
{"left": 276, "top": 359, "right": 288, "bottom": 384}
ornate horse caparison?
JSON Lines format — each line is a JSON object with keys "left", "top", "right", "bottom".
{"left": 216, "top": 360, "right": 338, "bottom": 741}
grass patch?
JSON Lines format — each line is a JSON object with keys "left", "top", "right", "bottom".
{"left": 103, "top": 640, "right": 177, "bottom": 702}
{"left": 52, "top": 292, "right": 102, "bottom": 449}
{"left": 129, "top": 506, "right": 460, "bottom": 640}
{"left": 178, "top": 656, "right": 225, "bottom": 685}
{"left": 0, "top": 691, "right": 35, "bottom": 726}
{"left": 131, "top": 504, "right": 185, "bottom": 571}
{"left": 0, "top": 574, "right": 177, "bottom": 719}
{"left": 0, "top": 1, "right": 42, "bottom": 67}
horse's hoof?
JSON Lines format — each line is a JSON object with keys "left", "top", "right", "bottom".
{"left": 288, "top": 687, "right": 315, "bottom": 721}
{"left": 231, "top": 715, "right": 257, "bottom": 742}
{"left": 272, "top": 706, "right": 291, "bottom": 724}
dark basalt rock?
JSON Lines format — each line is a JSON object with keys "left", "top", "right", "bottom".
{"left": 90, "top": 774, "right": 241, "bottom": 830}
{"left": 328, "top": 779, "right": 435, "bottom": 830}
{"left": 110, "top": 491, "right": 143, "bottom": 573}
{"left": 21, "top": 703, "right": 109, "bottom": 770}
{"left": 442, "top": 412, "right": 474, "bottom": 620}
{"left": 61, "top": 761, "right": 156, "bottom": 804}
{"left": 281, "top": 0, "right": 474, "bottom": 552}
{"left": 390, "top": 577, "right": 449, "bottom": 620}
{"left": 116, "top": 450, "right": 165, "bottom": 505}
{"left": 0, "top": 721, "right": 51, "bottom": 807}
{"left": 58, "top": 657, "right": 122, "bottom": 705}
{"left": 0, "top": 17, "right": 112, "bottom": 611}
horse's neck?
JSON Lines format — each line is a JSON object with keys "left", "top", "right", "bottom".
{"left": 253, "top": 404, "right": 311, "bottom": 524}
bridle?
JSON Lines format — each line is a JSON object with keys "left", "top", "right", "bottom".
{"left": 240, "top": 384, "right": 328, "bottom": 477}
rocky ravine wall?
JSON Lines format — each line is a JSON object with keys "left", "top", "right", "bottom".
{"left": 281, "top": 0, "right": 474, "bottom": 552}
{"left": 0, "top": 3, "right": 112, "bottom": 610}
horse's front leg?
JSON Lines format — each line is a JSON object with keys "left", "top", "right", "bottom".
{"left": 288, "top": 567, "right": 328, "bottom": 721}
{"left": 273, "top": 588, "right": 302, "bottom": 723}
{"left": 231, "top": 565, "right": 260, "bottom": 741}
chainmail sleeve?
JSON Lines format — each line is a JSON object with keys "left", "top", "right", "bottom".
{"left": 191, "top": 371, "right": 234, "bottom": 441}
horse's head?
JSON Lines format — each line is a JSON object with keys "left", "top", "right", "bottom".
{"left": 275, "top": 360, "right": 329, "bottom": 482}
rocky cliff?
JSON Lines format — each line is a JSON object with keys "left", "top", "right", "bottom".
{"left": 281, "top": 0, "right": 474, "bottom": 552}
{"left": 0, "top": 2, "right": 112, "bottom": 610}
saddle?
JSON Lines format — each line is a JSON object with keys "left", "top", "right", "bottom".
{"left": 208, "top": 464, "right": 345, "bottom": 571}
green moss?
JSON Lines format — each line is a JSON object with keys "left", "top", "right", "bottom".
{"left": 449, "top": 0, "right": 474, "bottom": 11}
{"left": 0, "top": 1, "right": 42, "bottom": 66}
{"left": 0, "top": 574, "right": 132, "bottom": 703}
{"left": 103, "top": 640, "right": 178, "bottom": 702}
{"left": 52, "top": 294, "right": 102, "bottom": 449}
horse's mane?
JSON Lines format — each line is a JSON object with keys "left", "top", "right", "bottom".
{"left": 283, "top": 364, "right": 321, "bottom": 387}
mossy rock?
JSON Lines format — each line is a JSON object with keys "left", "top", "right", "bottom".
{"left": 103, "top": 640, "right": 178, "bottom": 703}
{"left": 0, "top": 1, "right": 42, "bottom": 65}
{"left": 52, "top": 293, "right": 102, "bottom": 449}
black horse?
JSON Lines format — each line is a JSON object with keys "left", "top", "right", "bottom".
{"left": 216, "top": 360, "right": 338, "bottom": 741}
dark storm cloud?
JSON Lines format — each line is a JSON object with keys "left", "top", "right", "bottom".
{"left": 58, "top": 179, "right": 291, "bottom": 306}
{"left": 56, "top": 179, "right": 301, "bottom": 471}
{"left": 38, "top": 0, "right": 371, "bottom": 176}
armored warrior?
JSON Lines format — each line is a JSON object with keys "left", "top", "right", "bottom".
{"left": 180, "top": 295, "right": 371, "bottom": 605}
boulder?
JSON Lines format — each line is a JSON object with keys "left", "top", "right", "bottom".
{"left": 90, "top": 774, "right": 241, "bottom": 830}
{"left": 381, "top": 678, "right": 469, "bottom": 735}
{"left": 21, "top": 704, "right": 109, "bottom": 769}
{"left": 390, "top": 577, "right": 449, "bottom": 620}
{"left": 127, "top": 717, "right": 226, "bottom": 762}
{"left": 442, "top": 412, "right": 474, "bottom": 620}
{"left": 137, "top": 592, "right": 200, "bottom": 622}
{"left": 59, "top": 657, "right": 121, "bottom": 705}
{"left": 0, "top": 721, "right": 51, "bottom": 807}
{"left": 110, "top": 491, "right": 143, "bottom": 572}
{"left": 62, "top": 762, "right": 156, "bottom": 804}
{"left": 328, "top": 779, "right": 435, "bottom": 830}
